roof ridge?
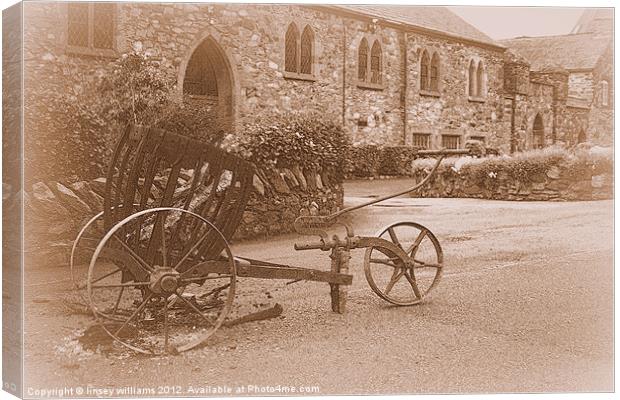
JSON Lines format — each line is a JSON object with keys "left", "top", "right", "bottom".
{"left": 501, "top": 32, "right": 599, "bottom": 41}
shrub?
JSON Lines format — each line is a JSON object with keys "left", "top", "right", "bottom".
{"left": 26, "top": 51, "right": 235, "bottom": 183}
{"left": 410, "top": 146, "right": 613, "bottom": 190}
{"left": 344, "top": 145, "right": 382, "bottom": 178}
{"left": 378, "top": 146, "right": 422, "bottom": 176}
{"left": 232, "top": 112, "right": 350, "bottom": 177}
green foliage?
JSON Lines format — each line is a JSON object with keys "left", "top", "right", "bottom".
{"left": 233, "top": 112, "right": 350, "bottom": 176}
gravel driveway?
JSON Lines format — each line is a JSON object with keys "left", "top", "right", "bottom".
{"left": 22, "top": 179, "right": 613, "bottom": 396}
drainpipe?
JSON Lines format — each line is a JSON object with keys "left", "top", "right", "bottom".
{"left": 510, "top": 95, "right": 516, "bottom": 154}
{"left": 342, "top": 18, "right": 346, "bottom": 127}
{"left": 402, "top": 32, "right": 408, "bottom": 146}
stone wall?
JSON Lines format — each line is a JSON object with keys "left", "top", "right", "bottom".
{"left": 410, "top": 164, "right": 612, "bottom": 201}
{"left": 403, "top": 34, "right": 510, "bottom": 153}
{"left": 23, "top": 167, "right": 343, "bottom": 267}
{"left": 22, "top": 2, "right": 511, "bottom": 166}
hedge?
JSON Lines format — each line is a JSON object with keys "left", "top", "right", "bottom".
{"left": 410, "top": 145, "right": 613, "bottom": 190}
{"left": 344, "top": 145, "right": 423, "bottom": 178}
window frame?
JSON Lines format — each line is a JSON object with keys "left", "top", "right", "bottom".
{"left": 420, "top": 48, "right": 441, "bottom": 97}
{"left": 441, "top": 134, "right": 461, "bottom": 150}
{"left": 600, "top": 80, "right": 609, "bottom": 107}
{"left": 412, "top": 133, "right": 432, "bottom": 149}
{"left": 467, "top": 57, "right": 487, "bottom": 103}
{"left": 532, "top": 114, "right": 545, "bottom": 149}
{"left": 283, "top": 21, "right": 317, "bottom": 82}
{"left": 65, "top": 2, "right": 117, "bottom": 58}
{"left": 356, "top": 36, "right": 385, "bottom": 91}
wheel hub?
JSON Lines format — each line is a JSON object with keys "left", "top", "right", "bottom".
{"left": 149, "top": 267, "right": 180, "bottom": 295}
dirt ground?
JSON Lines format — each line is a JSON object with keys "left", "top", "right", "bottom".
{"left": 21, "top": 178, "right": 613, "bottom": 396}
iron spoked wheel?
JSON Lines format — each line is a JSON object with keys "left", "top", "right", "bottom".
{"left": 87, "top": 207, "right": 236, "bottom": 355}
{"left": 70, "top": 205, "right": 139, "bottom": 312}
{"left": 364, "top": 222, "right": 443, "bottom": 306}
{"left": 71, "top": 210, "right": 106, "bottom": 304}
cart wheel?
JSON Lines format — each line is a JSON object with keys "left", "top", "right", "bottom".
{"left": 71, "top": 210, "right": 106, "bottom": 304}
{"left": 87, "top": 207, "right": 236, "bottom": 355}
{"left": 364, "top": 222, "right": 443, "bottom": 306}
{"left": 70, "top": 204, "right": 138, "bottom": 309}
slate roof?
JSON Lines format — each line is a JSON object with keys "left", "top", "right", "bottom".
{"left": 499, "top": 33, "right": 611, "bottom": 71}
{"left": 571, "top": 8, "right": 613, "bottom": 34}
{"left": 334, "top": 5, "right": 501, "bottom": 48}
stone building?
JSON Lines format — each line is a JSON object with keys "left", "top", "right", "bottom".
{"left": 19, "top": 2, "right": 614, "bottom": 159}
{"left": 502, "top": 8, "right": 613, "bottom": 148}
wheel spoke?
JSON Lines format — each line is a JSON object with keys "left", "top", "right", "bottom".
{"left": 163, "top": 297, "right": 169, "bottom": 352}
{"left": 112, "top": 286, "right": 125, "bottom": 315}
{"left": 413, "top": 259, "right": 442, "bottom": 269}
{"left": 406, "top": 229, "right": 427, "bottom": 256}
{"left": 114, "top": 293, "right": 154, "bottom": 336}
{"left": 160, "top": 216, "right": 168, "bottom": 269}
{"left": 76, "top": 267, "right": 121, "bottom": 290}
{"left": 174, "top": 290, "right": 216, "bottom": 327}
{"left": 404, "top": 270, "right": 422, "bottom": 299}
{"left": 369, "top": 258, "right": 400, "bottom": 268}
{"left": 112, "top": 234, "right": 154, "bottom": 273}
{"left": 180, "top": 274, "right": 232, "bottom": 284}
{"left": 384, "top": 268, "right": 404, "bottom": 295}
{"left": 92, "top": 282, "right": 150, "bottom": 289}
{"left": 173, "top": 230, "right": 210, "bottom": 272}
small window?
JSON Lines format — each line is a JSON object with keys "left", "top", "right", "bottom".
{"left": 420, "top": 51, "right": 430, "bottom": 91}
{"left": 476, "top": 61, "right": 484, "bottom": 97}
{"left": 430, "top": 53, "right": 440, "bottom": 91}
{"left": 370, "top": 40, "right": 382, "bottom": 84}
{"left": 358, "top": 38, "right": 368, "bottom": 81}
{"left": 469, "top": 135, "right": 485, "bottom": 144}
{"left": 300, "top": 26, "right": 314, "bottom": 75}
{"left": 468, "top": 60, "right": 476, "bottom": 96}
{"left": 442, "top": 135, "right": 461, "bottom": 149}
{"left": 532, "top": 114, "right": 544, "bottom": 149}
{"left": 67, "top": 3, "right": 115, "bottom": 52}
{"left": 284, "top": 23, "right": 314, "bottom": 78}
{"left": 600, "top": 80, "right": 609, "bottom": 106}
{"left": 285, "top": 23, "right": 299, "bottom": 73}
{"left": 412, "top": 133, "right": 431, "bottom": 149}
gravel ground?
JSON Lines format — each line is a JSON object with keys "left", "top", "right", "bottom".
{"left": 22, "top": 179, "right": 613, "bottom": 396}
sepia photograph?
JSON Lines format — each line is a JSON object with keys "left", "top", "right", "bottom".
{"left": 1, "top": 0, "right": 615, "bottom": 398}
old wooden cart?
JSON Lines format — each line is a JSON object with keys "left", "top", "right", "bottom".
{"left": 71, "top": 124, "right": 470, "bottom": 354}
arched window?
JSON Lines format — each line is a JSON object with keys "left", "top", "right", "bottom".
{"left": 577, "top": 129, "right": 587, "bottom": 144}
{"left": 420, "top": 51, "right": 430, "bottom": 91}
{"left": 532, "top": 114, "right": 544, "bottom": 149}
{"left": 600, "top": 80, "right": 609, "bottom": 106}
{"left": 468, "top": 60, "right": 476, "bottom": 96}
{"left": 358, "top": 38, "right": 368, "bottom": 81}
{"left": 370, "top": 40, "right": 382, "bottom": 84}
{"left": 430, "top": 53, "right": 440, "bottom": 91}
{"left": 285, "top": 23, "right": 299, "bottom": 73}
{"left": 476, "top": 61, "right": 484, "bottom": 97}
{"left": 300, "top": 26, "right": 314, "bottom": 75}
{"left": 183, "top": 42, "right": 219, "bottom": 97}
